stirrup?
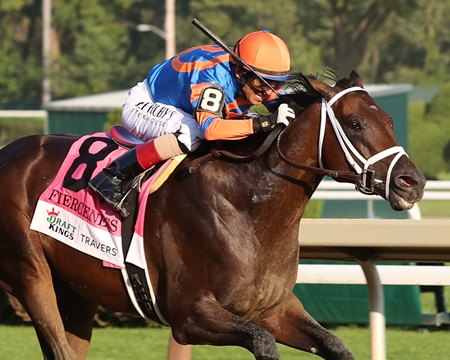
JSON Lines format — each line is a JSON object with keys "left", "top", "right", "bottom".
{"left": 88, "top": 175, "right": 131, "bottom": 218}
{"left": 114, "top": 175, "right": 147, "bottom": 218}
{"left": 113, "top": 174, "right": 149, "bottom": 218}
{"left": 90, "top": 186, "right": 131, "bottom": 218}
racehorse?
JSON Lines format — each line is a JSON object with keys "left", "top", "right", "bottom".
{"left": 0, "top": 71, "right": 425, "bottom": 360}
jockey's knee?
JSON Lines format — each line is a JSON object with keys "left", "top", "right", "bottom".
{"left": 175, "top": 130, "right": 202, "bottom": 153}
{"left": 153, "top": 133, "right": 187, "bottom": 159}
{"left": 177, "top": 139, "right": 189, "bottom": 154}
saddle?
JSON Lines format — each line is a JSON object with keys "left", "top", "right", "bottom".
{"left": 109, "top": 125, "right": 144, "bottom": 148}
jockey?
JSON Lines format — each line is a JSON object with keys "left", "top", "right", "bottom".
{"left": 89, "top": 29, "right": 295, "bottom": 217}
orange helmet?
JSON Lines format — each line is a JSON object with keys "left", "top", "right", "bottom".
{"left": 234, "top": 30, "right": 290, "bottom": 81}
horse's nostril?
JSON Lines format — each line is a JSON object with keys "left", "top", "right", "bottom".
{"left": 396, "top": 175, "right": 416, "bottom": 188}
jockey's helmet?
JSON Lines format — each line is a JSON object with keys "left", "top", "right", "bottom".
{"left": 234, "top": 30, "right": 290, "bottom": 82}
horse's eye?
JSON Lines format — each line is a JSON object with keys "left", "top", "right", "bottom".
{"left": 346, "top": 118, "right": 362, "bottom": 132}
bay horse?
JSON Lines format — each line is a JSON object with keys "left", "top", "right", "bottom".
{"left": 0, "top": 71, "right": 425, "bottom": 360}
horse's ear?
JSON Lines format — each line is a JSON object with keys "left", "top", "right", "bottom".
{"left": 302, "top": 74, "right": 337, "bottom": 100}
{"left": 349, "top": 70, "right": 364, "bottom": 88}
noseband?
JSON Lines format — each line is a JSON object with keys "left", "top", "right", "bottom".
{"left": 277, "top": 86, "right": 408, "bottom": 199}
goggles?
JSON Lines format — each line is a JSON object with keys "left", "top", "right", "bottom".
{"left": 246, "top": 74, "right": 284, "bottom": 93}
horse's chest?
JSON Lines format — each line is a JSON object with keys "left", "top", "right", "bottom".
{"left": 227, "top": 273, "right": 290, "bottom": 318}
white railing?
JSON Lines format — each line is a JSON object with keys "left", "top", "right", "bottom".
{"left": 313, "top": 180, "right": 450, "bottom": 201}
{"left": 297, "top": 218, "right": 450, "bottom": 360}
{"left": 0, "top": 110, "right": 48, "bottom": 134}
{"left": 296, "top": 179, "right": 450, "bottom": 360}
{"left": 0, "top": 110, "right": 48, "bottom": 118}
{"left": 311, "top": 180, "right": 450, "bottom": 219}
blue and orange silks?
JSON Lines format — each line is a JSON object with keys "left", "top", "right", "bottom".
{"left": 146, "top": 45, "right": 269, "bottom": 141}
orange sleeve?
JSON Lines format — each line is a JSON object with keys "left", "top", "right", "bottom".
{"left": 195, "top": 111, "right": 254, "bottom": 141}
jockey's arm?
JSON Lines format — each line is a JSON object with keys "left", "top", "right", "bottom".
{"left": 192, "top": 84, "right": 257, "bottom": 141}
{"left": 194, "top": 100, "right": 294, "bottom": 141}
{"left": 192, "top": 84, "right": 293, "bottom": 140}
{"left": 195, "top": 110, "right": 254, "bottom": 141}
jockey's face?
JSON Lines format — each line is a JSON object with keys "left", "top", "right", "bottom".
{"left": 242, "top": 76, "right": 284, "bottom": 105}
{"left": 242, "top": 81, "right": 279, "bottom": 104}
{"left": 235, "top": 68, "right": 284, "bottom": 105}
{"left": 236, "top": 67, "right": 284, "bottom": 105}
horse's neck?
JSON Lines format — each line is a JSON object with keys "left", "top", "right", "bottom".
{"left": 269, "top": 101, "right": 323, "bottom": 192}
{"left": 233, "top": 105, "right": 324, "bottom": 237}
{"left": 166, "top": 103, "right": 323, "bottom": 248}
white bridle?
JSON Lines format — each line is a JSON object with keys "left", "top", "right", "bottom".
{"left": 317, "top": 86, "right": 408, "bottom": 199}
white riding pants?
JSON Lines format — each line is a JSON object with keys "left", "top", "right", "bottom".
{"left": 122, "top": 81, "right": 204, "bottom": 151}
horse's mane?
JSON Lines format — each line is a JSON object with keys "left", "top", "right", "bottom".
{"left": 278, "top": 69, "right": 354, "bottom": 111}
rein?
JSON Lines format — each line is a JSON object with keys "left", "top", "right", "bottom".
{"left": 211, "top": 126, "right": 284, "bottom": 161}
{"left": 275, "top": 128, "right": 362, "bottom": 183}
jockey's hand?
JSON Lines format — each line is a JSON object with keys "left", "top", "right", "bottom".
{"left": 253, "top": 103, "right": 295, "bottom": 133}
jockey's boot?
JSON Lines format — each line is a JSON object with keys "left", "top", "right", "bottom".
{"left": 89, "top": 134, "right": 185, "bottom": 217}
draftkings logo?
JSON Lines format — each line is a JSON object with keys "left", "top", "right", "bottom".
{"left": 46, "top": 208, "right": 76, "bottom": 240}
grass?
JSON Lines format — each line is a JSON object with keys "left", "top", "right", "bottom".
{"left": 1, "top": 324, "right": 450, "bottom": 359}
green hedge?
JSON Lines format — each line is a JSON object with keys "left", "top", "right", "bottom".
{"left": 0, "top": 117, "right": 44, "bottom": 147}
{"left": 409, "top": 83, "right": 450, "bottom": 179}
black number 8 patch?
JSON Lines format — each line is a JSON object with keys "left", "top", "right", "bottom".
{"left": 197, "top": 86, "right": 225, "bottom": 115}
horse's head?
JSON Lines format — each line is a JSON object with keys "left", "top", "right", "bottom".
{"left": 284, "top": 70, "right": 426, "bottom": 211}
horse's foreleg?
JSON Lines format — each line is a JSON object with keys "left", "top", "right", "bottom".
{"left": 171, "top": 294, "right": 280, "bottom": 360}
{"left": 5, "top": 232, "right": 80, "bottom": 359}
{"left": 53, "top": 274, "right": 98, "bottom": 359}
{"left": 258, "top": 294, "right": 354, "bottom": 360}
{"left": 18, "top": 271, "right": 80, "bottom": 360}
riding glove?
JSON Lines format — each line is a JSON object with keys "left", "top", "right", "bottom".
{"left": 253, "top": 103, "right": 295, "bottom": 133}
